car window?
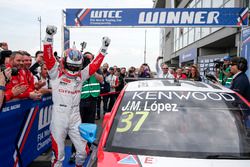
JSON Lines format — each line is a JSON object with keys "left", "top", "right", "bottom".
{"left": 106, "top": 90, "right": 250, "bottom": 158}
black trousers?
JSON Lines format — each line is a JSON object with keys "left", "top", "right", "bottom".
{"left": 108, "top": 94, "right": 116, "bottom": 113}
{"left": 97, "top": 94, "right": 109, "bottom": 115}
{"left": 71, "top": 97, "right": 97, "bottom": 153}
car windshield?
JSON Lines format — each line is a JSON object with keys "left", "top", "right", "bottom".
{"left": 106, "top": 90, "right": 250, "bottom": 158}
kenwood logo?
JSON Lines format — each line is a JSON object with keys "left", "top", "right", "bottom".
{"left": 90, "top": 10, "right": 122, "bottom": 19}
{"left": 138, "top": 11, "right": 219, "bottom": 25}
{"left": 38, "top": 105, "right": 52, "bottom": 130}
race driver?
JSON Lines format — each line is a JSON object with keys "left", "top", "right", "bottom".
{"left": 43, "top": 25, "right": 111, "bottom": 167}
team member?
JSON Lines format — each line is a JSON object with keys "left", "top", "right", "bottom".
{"left": 69, "top": 52, "right": 103, "bottom": 163}
{"left": 43, "top": 25, "right": 110, "bottom": 167}
{"left": 218, "top": 56, "right": 233, "bottom": 87}
{"left": 230, "top": 57, "right": 250, "bottom": 101}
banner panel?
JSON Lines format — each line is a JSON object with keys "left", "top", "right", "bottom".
{"left": 64, "top": 27, "right": 70, "bottom": 50}
{"left": 66, "top": 8, "right": 248, "bottom": 27}
{"left": 0, "top": 94, "right": 53, "bottom": 167}
{"left": 241, "top": 27, "right": 250, "bottom": 79}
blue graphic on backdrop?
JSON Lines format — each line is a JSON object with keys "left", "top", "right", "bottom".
{"left": 64, "top": 27, "right": 70, "bottom": 50}
{"left": 241, "top": 27, "right": 250, "bottom": 79}
{"left": 66, "top": 8, "right": 248, "bottom": 27}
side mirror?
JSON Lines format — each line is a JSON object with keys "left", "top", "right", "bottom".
{"left": 79, "top": 123, "right": 97, "bottom": 144}
{"left": 102, "top": 112, "right": 111, "bottom": 128}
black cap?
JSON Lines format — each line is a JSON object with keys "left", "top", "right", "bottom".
{"left": 109, "top": 67, "right": 114, "bottom": 70}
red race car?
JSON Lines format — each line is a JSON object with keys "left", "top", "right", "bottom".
{"left": 80, "top": 79, "right": 250, "bottom": 167}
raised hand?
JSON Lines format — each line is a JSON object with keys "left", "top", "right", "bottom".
{"left": 44, "top": 25, "right": 57, "bottom": 44}
{"left": 100, "top": 37, "right": 111, "bottom": 55}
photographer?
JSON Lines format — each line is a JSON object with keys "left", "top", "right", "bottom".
{"left": 0, "top": 42, "right": 8, "bottom": 50}
{"left": 0, "top": 68, "right": 11, "bottom": 108}
{"left": 217, "top": 56, "right": 233, "bottom": 87}
{"left": 230, "top": 57, "right": 250, "bottom": 101}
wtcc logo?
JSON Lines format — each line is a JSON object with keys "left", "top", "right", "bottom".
{"left": 38, "top": 105, "right": 52, "bottom": 130}
{"left": 90, "top": 10, "right": 123, "bottom": 19}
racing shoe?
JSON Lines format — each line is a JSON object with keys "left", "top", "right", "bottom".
{"left": 68, "top": 152, "right": 76, "bottom": 164}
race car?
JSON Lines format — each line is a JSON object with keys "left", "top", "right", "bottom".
{"left": 80, "top": 79, "right": 250, "bottom": 167}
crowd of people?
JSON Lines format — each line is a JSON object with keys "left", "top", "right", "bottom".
{"left": 0, "top": 25, "right": 250, "bottom": 166}
{"left": 0, "top": 42, "right": 249, "bottom": 111}
{"left": 0, "top": 43, "right": 52, "bottom": 108}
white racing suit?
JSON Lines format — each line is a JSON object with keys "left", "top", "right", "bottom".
{"left": 43, "top": 44, "right": 105, "bottom": 167}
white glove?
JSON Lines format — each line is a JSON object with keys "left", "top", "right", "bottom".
{"left": 44, "top": 25, "right": 57, "bottom": 44}
{"left": 100, "top": 37, "right": 111, "bottom": 55}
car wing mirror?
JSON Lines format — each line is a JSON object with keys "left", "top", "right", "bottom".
{"left": 102, "top": 112, "right": 111, "bottom": 128}
{"left": 79, "top": 123, "right": 97, "bottom": 144}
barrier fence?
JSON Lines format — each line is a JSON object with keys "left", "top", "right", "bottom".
{"left": 0, "top": 94, "right": 53, "bottom": 167}
{"left": 0, "top": 91, "right": 120, "bottom": 166}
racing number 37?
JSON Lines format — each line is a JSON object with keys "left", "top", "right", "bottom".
{"left": 116, "top": 111, "right": 149, "bottom": 133}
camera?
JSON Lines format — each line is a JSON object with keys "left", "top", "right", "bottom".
{"left": 0, "top": 50, "right": 18, "bottom": 76}
{"left": 214, "top": 59, "right": 224, "bottom": 69}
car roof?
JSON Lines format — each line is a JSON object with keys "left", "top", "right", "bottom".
{"left": 125, "top": 79, "right": 234, "bottom": 93}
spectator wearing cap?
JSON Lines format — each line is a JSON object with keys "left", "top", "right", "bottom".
{"left": 106, "top": 66, "right": 119, "bottom": 112}
{"left": 230, "top": 57, "right": 250, "bottom": 101}
{"left": 218, "top": 56, "right": 233, "bottom": 87}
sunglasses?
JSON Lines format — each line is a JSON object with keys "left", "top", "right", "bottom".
{"left": 162, "top": 68, "right": 169, "bottom": 69}
{"left": 230, "top": 63, "right": 237, "bottom": 66}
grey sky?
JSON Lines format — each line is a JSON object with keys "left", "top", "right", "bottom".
{"left": 0, "top": 0, "right": 160, "bottom": 69}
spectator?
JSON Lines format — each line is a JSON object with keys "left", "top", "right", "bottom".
{"left": 97, "top": 63, "right": 110, "bottom": 115}
{"left": 127, "top": 66, "right": 137, "bottom": 78}
{"left": 22, "top": 51, "right": 35, "bottom": 91}
{"left": 115, "top": 68, "right": 125, "bottom": 96}
{"left": 190, "top": 65, "right": 202, "bottom": 81}
{"left": 113, "top": 65, "right": 118, "bottom": 73}
{"left": 34, "top": 64, "right": 52, "bottom": 94}
{"left": 0, "top": 68, "right": 11, "bottom": 108}
{"left": 138, "top": 63, "right": 153, "bottom": 78}
{"left": 29, "top": 51, "right": 44, "bottom": 75}
{"left": 120, "top": 67, "right": 127, "bottom": 78}
{"left": 184, "top": 66, "right": 191, "bottom": 78}
{"left": 155, "top": 57, "right": 174, "bottom": 78}
{"left": 5, "top": 51, "right": 41, "bottom": 101}
{"left": 0, "top": 42, "right": 8, "bottom": 50}
{"left": 174, "top": 67, "right": 187, "bottom": 79}
{"left": 106, "top": 66, "right": 119, "bottom": 112}
{"left": 230, "top": 57, "right": 250, "bottom": 101}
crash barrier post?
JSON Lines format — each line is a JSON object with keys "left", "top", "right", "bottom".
{"left": 0, "top": 94, "right": 53, "bottom": 167}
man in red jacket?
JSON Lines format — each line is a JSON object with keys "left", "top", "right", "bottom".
{"left": 5, "top": 51, "right": 41, "bottom": 101}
